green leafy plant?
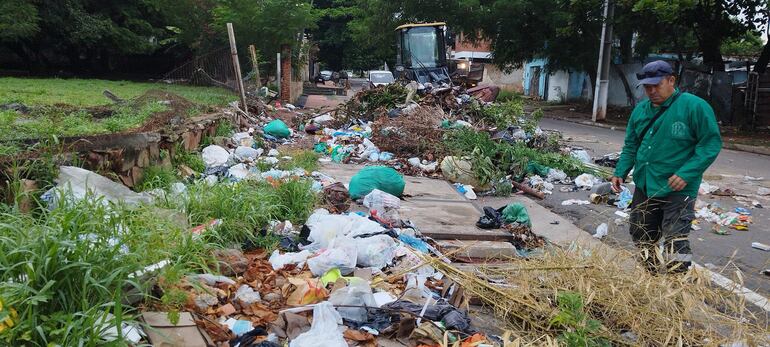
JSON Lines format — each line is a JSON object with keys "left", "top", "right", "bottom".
{"left": 550, "top": 292, "right": 610, "bottom": 347}
{"left": 172, "top": 143, "right": 206, "bottom": 173}
{"left": 278, "top": 150, "right": 319, "bottom": 172}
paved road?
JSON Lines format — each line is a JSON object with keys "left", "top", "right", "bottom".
{"left": 537, "top": 117, "right": 770, "bottom": 296}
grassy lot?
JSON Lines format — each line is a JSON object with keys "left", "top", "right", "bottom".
{"left": 0, "top": 77, "right": 237, "bottom": 107}
{"left": 0, "top": 78, "right": 237, "bottom": 155}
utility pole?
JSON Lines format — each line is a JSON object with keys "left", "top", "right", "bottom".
{"left": 592, "top": 0, "right": 614, "bottom": 122}
{"left": 227, "top": 23, "right": 248, "bottom": 122}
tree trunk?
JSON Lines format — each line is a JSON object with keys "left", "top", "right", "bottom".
{"left": 753, "top": 41, "right": 770, "bottom": 74}
{"left": 612, "top": 63, "right": 636, "bottom": 107}
{"left": 619, "top": 30, "right": 634, "bottom": 64}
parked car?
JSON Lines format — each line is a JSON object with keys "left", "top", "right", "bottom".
{"left": 319, "top": 70, "right": 333, "bottom": 81}
{"left": 367, "top": 70, "right": 395, "bottom": 88}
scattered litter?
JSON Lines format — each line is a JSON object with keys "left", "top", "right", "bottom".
{"left": 751, "top": 242, "right": 770, "bottom": 251}
{"left": 224, "top": 318, "right": 254, "bottom": 336}
{"left": 561, "top": 199, "right": 590, "bottom": 206}
{"left": 758, "top": 187, "right": 770, "bottom": 196}
{"left": 593, "top": 223, "right": 608, "bottom": 239}
{"left": 615, "top": 211, "right": 629, "bottom": 218}
{"left": 617, "top": 186, "right": 633, "bottom": 209}
{"left": 454, "top": 183, "right": 478, "bottom": 200}
{"left": 744, "top": 175, "right": 764, "bottom": 181}
{"left": 699, "top": 181, "right": 719, "bottom": 195}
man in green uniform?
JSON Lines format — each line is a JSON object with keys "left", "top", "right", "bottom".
{"left": 610, "top": 60, "right": 722, "bottom": 273}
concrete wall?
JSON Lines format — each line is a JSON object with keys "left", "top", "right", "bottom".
{"left": 481, "top": 64, "right": 524, "bottom": 92}
{"left": 607, "top": 63, "right": 645, "bottom": 107}
{"left": 547, "top": 70, "right": 570, "bottom": 102}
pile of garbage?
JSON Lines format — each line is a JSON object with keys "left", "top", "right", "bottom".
{"left": 145, "top": 166, "right": 501, "bottom": 346}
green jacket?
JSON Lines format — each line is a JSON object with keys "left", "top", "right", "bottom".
{"left": 614, "top": 90, "right": 722, "bottom": 198}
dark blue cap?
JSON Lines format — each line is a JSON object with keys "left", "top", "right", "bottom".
{"left": 636, "top": 60, "right": 673, "bottom": 86}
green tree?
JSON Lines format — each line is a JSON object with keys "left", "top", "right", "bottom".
{"left": 0, "top": 0, "right": 40, "bottom": 42}
{"left": 721, "top": 30, "right": 765, "bottom": 56}
{"left": 633, "top": 0, "right": 768, "bottom": 71}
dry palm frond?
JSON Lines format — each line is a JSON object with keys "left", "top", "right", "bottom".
{"left": 418, "top": 247, "right": 769, "bottom": 346}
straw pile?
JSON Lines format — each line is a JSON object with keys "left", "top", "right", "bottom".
{"left": 419, "top": 248, "right": 769, "bottom": 346}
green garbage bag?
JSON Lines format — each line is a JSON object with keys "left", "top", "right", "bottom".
{"left": 313, "top": 143, "right": 328, "bottom": 153}
{"left": 349, "top": 166, "right": 405, "bottom": 199}
{"left": 264, "top": 119, "right": 290, "bottom": 138}
{"left": 501, "top": 203, "right": 530, "bottom": 226}
{"left": 526, "top": 161, "right": 550, "bottom": 177}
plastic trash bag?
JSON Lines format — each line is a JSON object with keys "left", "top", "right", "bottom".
{"left": 269, "top": 249, "right": 312, "bottom": 270}
{"left": 441, "top": 156, "right": 491, "bottom": 190}
{"left": 349, "top": 166, "right": 405, "bottom": 199}
{"left": 571, "top": 149, "right": 591, "bottom": 163}
{"left": 235, "top": 285, "right": 261, "bottom": 305}
{"left": 593, "top": 223, "right": 608, "bottom": 239}
{"left": 303, "top": 212, "right": 385, "bottom": 250}
{"left": 202, "top": 145, "right": 230, "bottom": 168}
{"left": 41, "top": 166, "right": 155, "bottom": 209}
{"left": 234, "top": 146, "right": 262, "bottom": 162}
{"left": 546, "top": 168, "right": 568, "bottom": 183}
{"left": 328, "top": 281, "right": 378, "bottom": 322}
{"left": 616, "top": 186, "right": 633, "bottom": 209}
{"left": 289, "top": 302, "right": 347, "bottom": 347}
{"left": 232, "top": 132, "right": 255, "bottom": 147}
{"left": 307, "top": 236, "right": 358, "bottom": 276}
{"left": 363, "top": 189, "right": 401, "bottom": 210}
{"left": 264, "top": 119, "right": 291, "bottom": 138}
{"left": 502, "top": 203, "right": 531, "bottom": 226}
{"left": 355, "top": 235, "right": 396, "bottom": 269}
{"left": 574, "top": 173, "right": 599, "bottom": 189}
{"left": 476, "top": 206, "right": 503, "bottom": 229}
{"left": 526, "top": 161, "right": 550, "bottom": 176}
{"left": 398, "top": 234, "right": 430, "bottom": 252}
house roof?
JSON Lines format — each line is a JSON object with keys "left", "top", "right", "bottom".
{"left": 395, "top": 22, "right": 446, "bottom": 31}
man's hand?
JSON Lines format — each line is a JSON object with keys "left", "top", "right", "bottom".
{"left": 610, "top": 176, "right": 624, "bottom": 193}
{"left": 668, "top": 174, "right": 687, "bottom": 191}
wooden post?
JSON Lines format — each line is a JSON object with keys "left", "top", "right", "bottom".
{"left": 248, "top": 45, "right": 260, "bottom": 89}
{"left": 226, "top": 23, "right": 248, "bottom": 122}
{"left": 276, "top": 52, "right": 282, "bottom": 101}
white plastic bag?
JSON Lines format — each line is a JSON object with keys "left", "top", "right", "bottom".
{"left": 269, "top": 249, "right": 312, "bottom": 270}
{"left": 307, "top": 236, "right": 358, "bottom": 276}
{"left": 202, "top": 145, "right": 230, "bottom": 168}
{"left": 303, "top": 212, "right": 385, "bottom": 250}
{"left": 571, "top": 149, "right": 591, "bottom": 163}
{"left": 328, "top": 281, "right": 378, "bottom": 322}
{"left": 593, "top": 223, "right": 608, "bottom": 239}
{"left": 574, "top": 173, "right": 598, "bottom": 189}
{"left": 234, "top": 146, "right": 262, "bottom": 162}
{"left": 355, "top": 235, "right": 396, "bottom": 269}
{"left": 289, "top": 301, "right": 347, "bottom": 347}
{"left": 546, "top": 168, "right": 568, "bottom": 183}
{"left": 363, "top": 189, "right": 401, "bottom": 210}
{"left": 232, "top": 132, "right": 255, "bottom": 148}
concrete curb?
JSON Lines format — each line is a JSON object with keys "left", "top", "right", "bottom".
{"left": 544, "top": 115, "right": 770, "bottom": 156}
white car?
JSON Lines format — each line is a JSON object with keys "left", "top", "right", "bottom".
{"left": 368, "top": 70, "right": 395, "bottom": 88}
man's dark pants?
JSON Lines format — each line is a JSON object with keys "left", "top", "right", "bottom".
{"left": 629, "top": 188, "right": 695, "bottom": 273}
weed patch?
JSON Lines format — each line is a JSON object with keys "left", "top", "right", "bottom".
{"left": 278, "top": 150, "right": 319, "bottom": 172}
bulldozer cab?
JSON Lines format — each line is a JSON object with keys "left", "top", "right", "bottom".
{"left": 395, "top": 22, "right": 451, "bottom": 85}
